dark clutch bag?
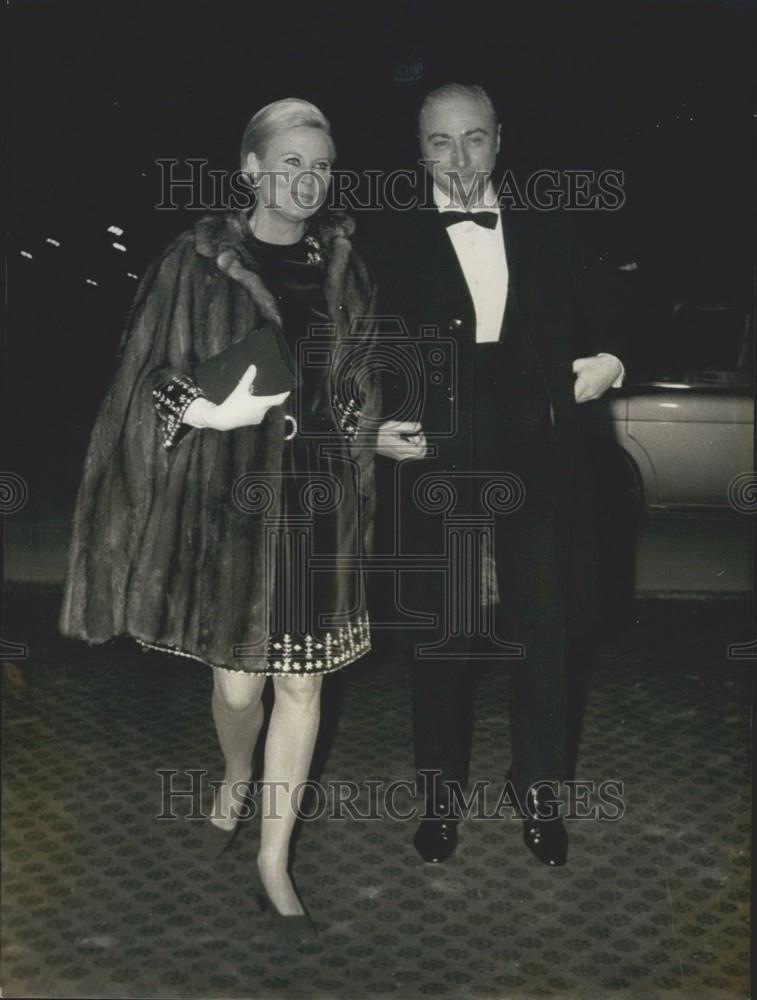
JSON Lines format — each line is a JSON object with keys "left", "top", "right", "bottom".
{"left": 193, "top": 320, "right": 298, "bottom": 403}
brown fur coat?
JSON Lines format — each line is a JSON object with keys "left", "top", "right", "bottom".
{"left": 59, "top": 210, "right": 379, "bottom": 670}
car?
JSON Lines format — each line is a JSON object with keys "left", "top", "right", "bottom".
{"left": 585, "top": 303, "right": 754, "bottom": 597}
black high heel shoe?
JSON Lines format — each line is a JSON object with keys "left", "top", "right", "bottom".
{"left": 250, "top": 863, "right": 317, "bottom": 943}
{"left": 199, "top": 777, "right": 254, "bottom": 861}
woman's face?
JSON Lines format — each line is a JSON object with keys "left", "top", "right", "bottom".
{"left": 247, "top": 126, "right": 334, "bottom": 222}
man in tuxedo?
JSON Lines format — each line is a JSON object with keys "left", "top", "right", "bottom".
{"left": 375, "top": 82, "right": 629, "bottom": 866}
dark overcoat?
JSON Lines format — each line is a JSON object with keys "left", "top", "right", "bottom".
{"left": 59, "top": 210, "right": 379, "bottom": 670}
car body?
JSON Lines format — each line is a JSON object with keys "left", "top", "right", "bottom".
{"left": 589, "top": 372, "right": 753, "bottom": 513}
{"left": 585, "top": 304, "right": 754, "bottom": 595}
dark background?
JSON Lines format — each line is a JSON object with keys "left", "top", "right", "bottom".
{"left": 5, "top": 0, "right": 756, "bottom": 493}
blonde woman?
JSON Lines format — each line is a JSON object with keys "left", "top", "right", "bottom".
{"left": 60, "top": 99, "right": 381, "bottom": 942}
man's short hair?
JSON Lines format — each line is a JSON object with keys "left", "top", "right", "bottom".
{"left": 418, "top": 83, "right": 498, "bottom": 133}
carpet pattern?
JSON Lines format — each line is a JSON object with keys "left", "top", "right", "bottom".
{"left": 1, "top": 589, "right": 752, "bottom": 1000}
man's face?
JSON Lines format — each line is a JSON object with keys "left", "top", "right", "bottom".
{"left": 419, "top": 94, "right": 500, "bottom": 206}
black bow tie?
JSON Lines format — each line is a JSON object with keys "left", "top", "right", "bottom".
{"left": 441, "top": 210, "right": 498, "bottom": 230}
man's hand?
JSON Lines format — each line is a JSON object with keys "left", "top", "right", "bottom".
{"left": 572, "top": 354, "right": 624, "bottom": 403}
{"left": 376, "top": 420, "right": 427, "bottom": 461}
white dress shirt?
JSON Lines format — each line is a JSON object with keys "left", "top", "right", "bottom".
{"left": 433, "top": 182, "right": 507, "bottom": 344}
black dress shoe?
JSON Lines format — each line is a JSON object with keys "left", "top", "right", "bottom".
{"left": 506, "top": 768, "right": 568, "bottom": 867}
{"left": 522, "top": 811, "right": 568, "bottom": 867}
{"left": 413, "top": 818, "right": 458, "bottom": 863}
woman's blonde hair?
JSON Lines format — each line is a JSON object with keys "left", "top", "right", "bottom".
{"left": 240, "top": 98, "right": 334, "bottom": 169}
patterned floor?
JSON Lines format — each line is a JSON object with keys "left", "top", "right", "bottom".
{"left": 1, "top": 586, "right": 752, "bottom": 1000}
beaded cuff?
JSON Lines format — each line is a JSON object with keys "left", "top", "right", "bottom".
{"left": 152, "top": 375, "right": 205, "bottom": 450}
{"left": 331, "top": 394, "right": 361, "bottom": 441}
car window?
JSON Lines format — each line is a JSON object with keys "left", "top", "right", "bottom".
{"left": 631, "top": 304, "right": 752, "bottom": 387}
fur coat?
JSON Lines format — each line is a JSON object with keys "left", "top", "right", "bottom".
{"left": 59, "top": 210, "right": 379, "bottom": 671}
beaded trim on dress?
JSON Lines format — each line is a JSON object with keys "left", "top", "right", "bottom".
{"left": 136, "top": 613, "right": 371, "bottom": 676}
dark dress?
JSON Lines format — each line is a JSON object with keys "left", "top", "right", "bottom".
{"left": 246, "top": 229, "right": 370, "bottom": 675}
{"left": 139, "top": 227, "right": 371, "bottom": 675}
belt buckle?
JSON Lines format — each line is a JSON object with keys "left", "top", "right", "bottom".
{"left": 284, "top": 414, "right": 298, "bottom": 441}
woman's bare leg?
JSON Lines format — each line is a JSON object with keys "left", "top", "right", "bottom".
{"left": 257, "top": 674, "right": 324, "bottom": 915}
{"left": 210, "top": 667, "right": 267, "bottom": 831}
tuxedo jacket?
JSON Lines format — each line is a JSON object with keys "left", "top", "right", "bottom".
{"left": 378, "top": 202, "right": 630, "bottom": 472}
{"left": 372, "top": 197, "right": 634, "bottom": 634}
